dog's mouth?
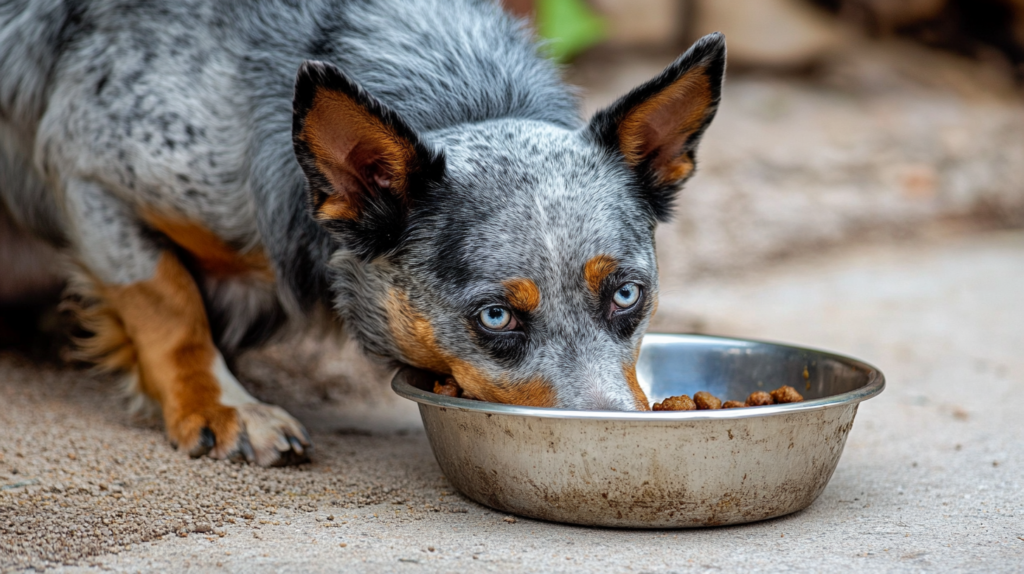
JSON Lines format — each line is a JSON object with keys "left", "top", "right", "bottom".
{"left": 430, "top": 373, "right": 650, "bottom": 411}
{"left": 432, "top": 374, "right": 562, "bottom": 408}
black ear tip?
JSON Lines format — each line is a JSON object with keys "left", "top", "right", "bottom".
{"left": 691, "top": 32, "right": 727, "bottom": 61}
{"left": 664, "top": 32, "right": 726, "bottom": 83}
{"left": 293, "top": 60, "right": 360, "bottom": 114}
{"left": 296, "top": 60, "right": 335, "bottom": 85}
{"left": 294, "top": 61, "right": 322, "bottom": 100}
{"left": 704, "top": 31, "right": 726, "bottom": 45}
{"left": 294, "top": 61, "right": 324, "bottom": 115}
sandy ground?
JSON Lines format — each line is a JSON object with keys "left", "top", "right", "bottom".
{"left": 2, "top": 229, "right": 1022, "bottom": 573}
{"left": 3, "top": 44, "right": 1024, "bottom": 573}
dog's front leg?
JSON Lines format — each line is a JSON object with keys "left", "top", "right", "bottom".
{"left": 64, "top": 179, "right": 310, "bottom": 466}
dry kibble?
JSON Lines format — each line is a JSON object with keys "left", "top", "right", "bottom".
{"left": 693, "top": 391, "right": 722, "bottom": 410}
{"left": 745, "top": 391, "right": 774, "bottom": 406}
{"left": 652, "top": 395, "right": 697, "bottom": 411}
{"left": 433, "top": 378, "right": 461, "bottom": 397}
{"left": 433, "top": 377, "right": 804, "bottom": 412}
{"left": 770, "top": 385, "right": 804, "bottom": 404}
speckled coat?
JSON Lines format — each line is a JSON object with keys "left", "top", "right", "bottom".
{"left": 0, "top": 0, "right": 725, "bottom": 466}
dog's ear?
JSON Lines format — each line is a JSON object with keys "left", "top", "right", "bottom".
{"left": 586, "top": 33, "right": 725, "bottom": 221}
{"left": 292, "top": 60, "right": 443, "bottom": 258}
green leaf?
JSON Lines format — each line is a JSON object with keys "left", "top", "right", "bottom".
{"left": 536, "top": 0, "right": 608, "bottom": 62}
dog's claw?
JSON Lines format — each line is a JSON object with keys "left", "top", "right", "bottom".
{"left": 240, "top": 432, "right": 256, "bottom": 462}
{"left": 228, "top": 431, "right": 255, "bottom": 463}
{"left": 270, "top": 447, "right": 310, "bottom": 468}
{"left": 273, "top": 434, "right": 291, "bottom": 453}
{"left": 189, "top": 427, "right": 216, "bottom": 458}
{"left": 230, "top": 403, "right": 312, "bottom": 466}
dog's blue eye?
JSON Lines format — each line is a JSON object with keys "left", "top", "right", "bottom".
{"left": 480, "top": 306, "right": 512, "bottom": 330}
{"left": 613, "top": 282, "right": 641, "bottom": 309}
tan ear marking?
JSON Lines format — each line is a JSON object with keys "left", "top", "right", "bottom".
{"left": 493, "top": 377, "right": 557, "bottom": 408}
{"left": 451, "top": 362, "right": 556, "bottom": 407}
{"left": 583, "top": 254, "right": 618, "bottom": 294}
{"left": 617, "top": 72, "right": 713, "bottom": 185}
{"left": 316, "top": 194, "right": 360, "bottom": 221}
{"left": 301, "top": 89, "right": 417, "bottom": 220}
{"left": 503, "top": 278, "right": 541, "bottom": 313}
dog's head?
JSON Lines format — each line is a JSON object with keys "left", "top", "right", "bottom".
{"left": 292, "top": 34, "right": 725, "bottom": 410}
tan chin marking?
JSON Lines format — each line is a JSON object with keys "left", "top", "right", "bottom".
{"left": 451, "top": 361, "right": 556, "bottom": 407}
{"left": 622, "top": 346, "right": 651, "bottom": 411}
{"left": 583, "top": 254, "right": 618, "bottom": 295}
{"left": 498, "top": 377, "right": 557, "bottom": 408}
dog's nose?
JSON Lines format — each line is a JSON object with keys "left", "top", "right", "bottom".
{"left": 585, "top": 395, "right": 631, "bottom": 411}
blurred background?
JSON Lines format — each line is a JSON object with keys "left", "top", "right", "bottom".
{"left": 516, "top": 0, "right": 1024, "bottom": 290}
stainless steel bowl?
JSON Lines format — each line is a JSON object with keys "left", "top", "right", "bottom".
{"left": 391, "top": 333, "right": 884, "bottom": 528}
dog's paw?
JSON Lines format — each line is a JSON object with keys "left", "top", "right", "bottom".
{"left": 167, "top": 404, "right": 245, "bottom": 460}
{"left": 167, "top": 403, "right": 310, "bottom": 467}
{"left": 235, "top": 403, "right": 311, "bottom": 467}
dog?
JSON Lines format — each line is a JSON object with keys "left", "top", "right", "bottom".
{"left": 0, "top": 0, "right": 725, "bottom": 466}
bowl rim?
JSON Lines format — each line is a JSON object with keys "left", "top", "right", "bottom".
{"left": 390, "top": 333, "right": 885, "bottom": 421}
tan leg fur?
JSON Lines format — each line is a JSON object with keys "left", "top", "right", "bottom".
{"left": 72, "top": 252, "right": 308, "bottom": 465}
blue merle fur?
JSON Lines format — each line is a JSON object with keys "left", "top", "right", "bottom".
{"left": 0, "top": 0, "right": 725, "bottom": 409}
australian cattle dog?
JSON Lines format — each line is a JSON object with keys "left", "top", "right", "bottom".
{"left": 0, "top": 0, "right": 725, "bottom": 466}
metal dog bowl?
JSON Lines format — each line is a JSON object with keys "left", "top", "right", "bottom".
{"left": 392, "top": 333, "right": 884, "bottom": 528}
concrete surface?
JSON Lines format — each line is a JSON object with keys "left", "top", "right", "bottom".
{"left": 3, "top": 229, "right": 1022, "bottom": 573}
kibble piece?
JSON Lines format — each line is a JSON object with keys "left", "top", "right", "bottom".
{"left": 745, "top": 391, "right": 774, "bottom": 406}
{"left": 721, "top": 400, "right": 746, "bottom": 409}
{"left": 652, "top": 395, "right": 697, "bottom": 411}
{"left": 770, "top": 385, "right": 804, "bottom": 404}
{"left": 693, "top": 391, "right": 722, "bottom": 410}
{"left": 433, "top": 378, "right": 461, "bottom": 397}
